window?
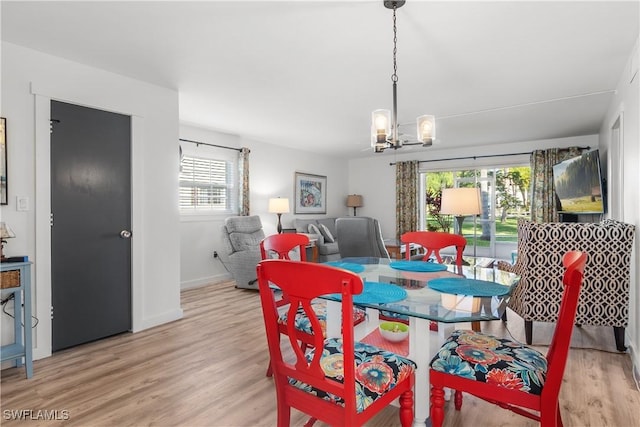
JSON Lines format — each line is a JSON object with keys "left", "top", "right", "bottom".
{"left": 420, "top": 165, "right": 530, "bottom": 259}
{"left": 179, "top": 154, "right": 237, "bottom": 213}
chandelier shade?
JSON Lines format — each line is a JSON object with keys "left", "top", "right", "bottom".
{"left": 417, "top": 115, "right": 436, "bottom": 146}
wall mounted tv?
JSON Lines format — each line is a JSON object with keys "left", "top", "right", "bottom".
{"left": 552, "top": 149, "right": 605, "bottom": 214}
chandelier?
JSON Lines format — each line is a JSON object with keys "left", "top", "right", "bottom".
{"left": 371, "top": 0, "right": 435, "bottom": 153}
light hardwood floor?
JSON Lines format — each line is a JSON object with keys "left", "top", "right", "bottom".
{"left": 1, "top": 281, "right": 639, "bottom": 427}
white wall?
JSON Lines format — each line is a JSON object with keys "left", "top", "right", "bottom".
{"left": 0, "top": 42, "right": 183, "bottom": 360}
{"left": 178, "top": 123, "right": 350, "bottom": 289}
{"left": 599, "top": 37, "right": 640, "bottom": 373}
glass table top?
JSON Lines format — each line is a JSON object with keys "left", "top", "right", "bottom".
{"left": 318, "top": 257, "right": 520, "bottom": 324}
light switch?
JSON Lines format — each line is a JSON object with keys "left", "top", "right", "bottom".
{"left": 17, "top": 196, "right": 29, "bottom": 211}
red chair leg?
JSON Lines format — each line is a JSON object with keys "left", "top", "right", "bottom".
{"left": 265, "top": 361, "right": 273, "bottom": 377}
{"left": 276, "top": 398, "right": 290, "bottom": 427}
{"left": 557, "top": 406, "right": 563, "bottom": 427}
{"left": 454, "top": 390, "right": 463, "bottom": 410}
{"left": 399, "top": 390, "right": 414, "bottom": 427}
{"left": 303, "top": 417, "right": 317, "bottom": 427}
{"left": 430, "top": 385, "right": 445, "bottom": 427}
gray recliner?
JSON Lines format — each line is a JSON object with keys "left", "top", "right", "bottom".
{"left": 219, "top": 215, "right": 265, "bottom": 289}
{"left": 335, "top": 217, "right": 390, "bottom": 259}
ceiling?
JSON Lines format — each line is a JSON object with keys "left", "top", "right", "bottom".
{"left": 2, "top": 1, "right": 639, "bottom": 158}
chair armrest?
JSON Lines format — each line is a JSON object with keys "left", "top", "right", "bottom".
{"left": 496, "top": 260, "right": 517, "bottom": 273}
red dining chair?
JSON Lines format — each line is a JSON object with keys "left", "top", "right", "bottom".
{"left": 429, "top": 251, "right": 587, "bottom": 427}
{"left": 400, "top": 231, "right": 466, "bottom": 271}
{"left": 400, "top": 231, "right": 468, "bottom": 330}
{"left": 257, "top": 259, "right": 416, "bottom": 427}
{"left": 260, "top": 232, "right": 310, "bottom": 262}
{"left": 259, "top": 233, "right": 366, "bottom": 377}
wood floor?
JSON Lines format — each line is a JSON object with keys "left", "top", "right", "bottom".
{"left": 2, "top": 281, "right": 639, "bottom": 427}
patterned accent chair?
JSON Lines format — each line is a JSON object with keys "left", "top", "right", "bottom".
{"left": 497, "top": 219, "right": 635, "bottom": 351}
{"left": 219, "top": 215, "right": 265, "bottom": 289}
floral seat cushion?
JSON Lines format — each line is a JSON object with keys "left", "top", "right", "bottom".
{"left": 278, "top": 302, "right": 366, "bottom": 336}
{"left": 289, "top": 338, "right": 417, "bottom": 412}
{"left": 430, "top": 330, "right": 547, "bottom": 395}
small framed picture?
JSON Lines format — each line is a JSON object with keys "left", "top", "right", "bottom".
{"left": 294, "top": 172, "right": 327, "bottom": 214}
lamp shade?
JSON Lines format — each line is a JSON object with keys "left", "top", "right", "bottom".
{"left": 0, "top": 222, "right": 16, "bottom": 239}
{"left": 268, "top": 198, "right": 290, "bottom": 214}
{"left": 346, "top": 194, "right": 363, "bottom": 208}
{"left": 439, "top": 188, "right": 482, "bottom": 216}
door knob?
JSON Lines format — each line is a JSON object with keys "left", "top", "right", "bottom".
{"left": 120, "top": 230, "right": 132, "bottom": 239}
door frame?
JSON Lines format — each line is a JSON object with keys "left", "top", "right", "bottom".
{"left": 32, "top": 83, "right": 145, "bottom": 360}
{"left": 609, "top": 109, "right": 624, "bottom": 221}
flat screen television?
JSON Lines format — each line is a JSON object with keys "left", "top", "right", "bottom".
{"left": 552, "top": 149, "right": 605, "bottom": 214}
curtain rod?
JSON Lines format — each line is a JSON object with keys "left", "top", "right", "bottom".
{"left": 389, "top": 146, "right": 591, "bottom": 166}
{"left": 179, "top": 138, "right": 243, "bottom": 152}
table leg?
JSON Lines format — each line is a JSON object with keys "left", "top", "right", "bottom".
{"left": 325, "top": 300, "right": 341, "bottom": 338}
{"left": 23, "top": 267, "right": 33, "bottom": 378}
{"left": 409, "top": 317, "right": 431, "bottom": 427}
{"left": 13, "top": 289, "right": 23, "bottom": 369}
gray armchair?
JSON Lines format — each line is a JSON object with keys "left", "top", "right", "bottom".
{"left": 219, "top": 215, "right": 265, "bottom": 289}
{"left": 335, "top": 217, "right": 389, "bottom": 259}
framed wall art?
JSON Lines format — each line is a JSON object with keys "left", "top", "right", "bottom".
{"left": 1, "top": 117, "right": 6, "bottom": 205}
{"left": 294, "top": 172, "right": 326, "bottom": 214}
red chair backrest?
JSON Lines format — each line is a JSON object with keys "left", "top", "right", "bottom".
{"left": 544, "top": 250, "right": 587, "bottom": 399}
{"left": 401, "top": 231, "right": 466, "bottom": 266}
{"left": 256, "top": 259, "right": 363, "bottom": 413}
{"left": 260, "top": 233, "right": 309, "bottom": 261}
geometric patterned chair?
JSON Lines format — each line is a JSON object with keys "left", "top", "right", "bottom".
{"left": 496, "top": 219, "right": 635, "bottom": 351}
{"left": 429, "top": 251, "right": 588, "bottom": 427}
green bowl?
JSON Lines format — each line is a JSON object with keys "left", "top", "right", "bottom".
{"left": 379, "top": 321, "right": 409, "bottom": 342}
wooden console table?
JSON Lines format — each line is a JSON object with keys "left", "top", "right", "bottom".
{"left": 383, "top": 239, "right": 418, "bottom": 260}
{"left": 306, "top": 239, "right": 319, "bottom": 263}
{"left": 1, "top": 261, "right": 34, "bottom": 378}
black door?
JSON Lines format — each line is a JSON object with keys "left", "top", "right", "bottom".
{"left": 51, "top": 101, "right": 132, "bottom": 351}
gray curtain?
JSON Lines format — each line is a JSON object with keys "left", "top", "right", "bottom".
{"left": 530, "top": 146, "right": 581, "bottom": 222}
{"left": 395, "top": 160, "right": 419, "bottom": 240}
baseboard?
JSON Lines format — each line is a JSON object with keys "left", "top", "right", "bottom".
{"left": 629, "top": 339, "right": 640, "bottom": 391}
{"left": 134, "top": 308, "right": 184, "bottom": 332}
{"left": 180, "top": 273, "right": 232, "bottom": 290}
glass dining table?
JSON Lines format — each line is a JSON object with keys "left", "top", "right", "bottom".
{"left": 318, "top": 257, "right": 520, "bottom": 427}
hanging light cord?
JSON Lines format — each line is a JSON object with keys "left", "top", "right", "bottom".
{"left": 392, "top": 4, "right": 398, "bottom": 84}
{"left": 390, "top": 3, "right": 400, "bottom": 146}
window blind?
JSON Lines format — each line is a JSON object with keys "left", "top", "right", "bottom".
{"left": 179, "top": 155, "right": 236, "bottom": 212}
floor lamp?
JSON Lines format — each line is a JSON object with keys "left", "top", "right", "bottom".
{"left": 439, "top": 187, "right": 482, "bottom": 258}
{"left": 268, "top": 197, "right": 290, "bottom": 234}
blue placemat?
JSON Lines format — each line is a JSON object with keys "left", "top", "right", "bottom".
{"left": 428, "top": 277, "right": 510, "bottom": 296}
{"left": 323, "top": 261, "right": 366, "bottom": 273}
{"left": 329, "top": 282, "right": 407, "bottom": 304}
{"left": 390, "top": 261, "right": 448, "bottom": 272}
